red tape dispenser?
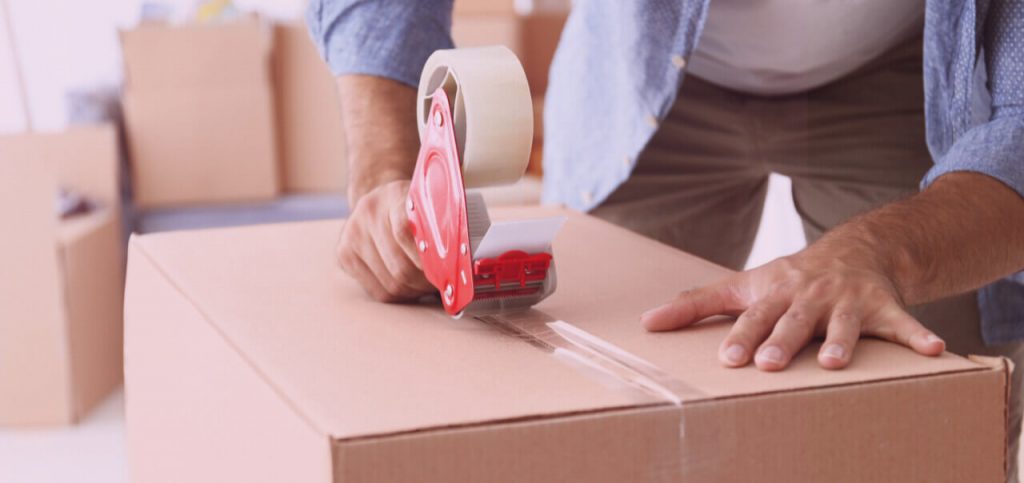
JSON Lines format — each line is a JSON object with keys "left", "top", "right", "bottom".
{"left": 407, "top": 46, "right": 563, "bottom": 317}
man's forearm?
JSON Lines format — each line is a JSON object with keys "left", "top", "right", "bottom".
{"left": 337, "top": 75, "right": 420, "bottom": 205}
{"left": 812, "top": 172, "right": 1024, "bottom": 306}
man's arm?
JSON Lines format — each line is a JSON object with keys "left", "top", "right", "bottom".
{"left": 641, "top": 172, "right": 1024, "bottom": 371}
{"left": 642, "top": 0, "right": 1024, "bottom": 371}
{"left": 332, "top": 75, "right": 434, "bottom": 302}
{"left": 307, "top": 1, "right": 454, "bottom": 301}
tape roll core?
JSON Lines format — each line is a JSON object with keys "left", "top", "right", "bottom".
{"left": 417, "top": 46, "right": 534, "bottom": 188}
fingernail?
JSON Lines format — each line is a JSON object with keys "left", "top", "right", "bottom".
{"left": 756, "top": 345, "right": 784, "bottom": 365}
{"left": 640, "top": 304, "right": 668, "bottom": 322}
{"left": 822, "top": 344, "right": 845, "bottom": 361}
{"left": 721, "top": 344, "right": 746, "bottom": 365}
{"left": 912, "top": 333, "right": 945, "bottom": 348}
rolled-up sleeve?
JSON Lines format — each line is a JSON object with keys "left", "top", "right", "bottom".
{"left": 922, "top": 0, "right": 1024, "bottom": 199}
{"left": 306, "top": 0, "right": 455, "bottom": 87}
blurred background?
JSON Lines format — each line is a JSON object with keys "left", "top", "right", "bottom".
{"left": 0, "top": 1, "right": 805, "bottom": 481}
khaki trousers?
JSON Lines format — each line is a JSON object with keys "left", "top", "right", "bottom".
{"left": 592, "top": 38, "right": 1024, "bottom": 481}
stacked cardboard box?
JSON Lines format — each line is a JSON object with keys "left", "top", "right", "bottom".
{"left": 121, "top": 17, "right": 351, "bottom": 232}
{"left": 272, "top": 21, "right": 347, "bottom": 194}
{"left": 0, "top": 125, "right": 125, "bottom": 425}
{"left": 124, "top": 207, "right": 1009, "bottom": 481}
{"left": 121, "top": 17, "right": 280, "bottom": 208}
{"left": 452, "top": 0, "right": 570, "bottom": 176}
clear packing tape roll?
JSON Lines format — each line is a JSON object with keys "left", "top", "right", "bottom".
{"left": 475, "top": 310, "right": 738, "bottom": 481}
{"left": 417, "top": 46, "right": 533, "bottom": 188}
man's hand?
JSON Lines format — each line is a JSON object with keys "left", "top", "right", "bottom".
{"left": 337, "top": 180, "right": 433, "bottom": 302}
{"left": 639, "top": 172, "right": 1024, "bottom": 372}
{"left": 334, "top": 75, "right": 434, "bottom": 301}
{"left": 640, "top": 250, "right": 945, "bottom": 371}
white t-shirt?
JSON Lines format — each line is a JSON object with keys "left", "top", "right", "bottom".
{"left": 687, "top": 0, "right": 925, "bottom": 96}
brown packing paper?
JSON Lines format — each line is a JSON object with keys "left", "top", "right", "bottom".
{"left": 272, "top": 22, "right": 347, "bottom": 194}
{"left": 124, "top": 207, "right": 1007, "bottom": 481}
{"left": 0, "top": 125, "right": 125, "bottom": 425}
{"left": 121, "top": 17, "right": 279, "bottom": 208}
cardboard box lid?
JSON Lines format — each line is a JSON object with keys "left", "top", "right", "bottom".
{"left": 120, "top": 17, "right": 271, "bottom": 92}
{"left": 0, "top": 125, "right": 119, "bottom": 205}
{"left": 129, "top": 208, "right": 983, "bottom": 441}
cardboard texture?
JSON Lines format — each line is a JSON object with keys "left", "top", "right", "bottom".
{"left": 0, "top": 126, "right": 124, "bottom": 425}
{"left": 125, "top": 207, "right": 1008, "bottom": 482}
{"left": 121, "top": 18, "right": 279, "bottom": 208}
{"left": 273, "top": 22, "right": 347, "bottom": 194}
{"left": 452, "top": 13, "right": 568, "bottom": 96}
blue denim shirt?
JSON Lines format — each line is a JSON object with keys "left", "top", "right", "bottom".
{"left": 307, "top": 0, "right": 1024, "bottom": 344}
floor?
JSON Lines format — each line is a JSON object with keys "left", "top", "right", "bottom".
{"left": 3, "top": 175, "right": 1011, "bottom": 482}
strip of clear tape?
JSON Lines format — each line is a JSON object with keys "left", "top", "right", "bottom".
{"left": 474, "top": 309, "right": 738, "bottom": 481}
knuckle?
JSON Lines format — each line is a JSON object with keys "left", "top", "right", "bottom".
{"left": 831, "top": 310, "right": 858, "bottom": 326}
{"left": 805, "top": 278, "right": 835, "bottom": 298}
{"left": 742, "top": 307, "right": 766, "bottom": 322}
{"left": 335, "top": 246, "right": 355, "bottom": 269}
{"left": 394, "top": 262, "right": 420, "bottom": 283}
{"left": 381, "top": 278, "right": 405, "bottom": 296}
{"left": 391, "top": 220, "right": 411, "bottom": 242}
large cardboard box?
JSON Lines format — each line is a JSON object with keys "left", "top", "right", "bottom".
{"left": 452, "top": 12, "right": 568, "bottom": 96}
{"left": 272, "top": 22, "right": 347, "bottom": 194}
{"left": 121, "top": 17, "right": 280, "bottom": 208}
{"left": 0, "top": 125, "right": 125, "bottom": 425}
{"left": 124, "top": 207, "right": 1009, "bottom": 481}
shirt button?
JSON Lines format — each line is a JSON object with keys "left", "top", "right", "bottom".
{"left": 671, "top": 54, "right": 686, "bottom": 69}
{"left": 645, "top": 115, "right": 659, "bottom": 128}
{"left": 623, "top": 155, "right": 632, "bottom": 167}
{"left": 580, "top": 189, "right": 593, "bottom": 205}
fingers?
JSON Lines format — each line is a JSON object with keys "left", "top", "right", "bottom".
{"left": 641, "top": 280, "right": 744, "bottom": 332}
{"left": 718, "top": 296, "right": 789, "bottom": 367}
{"left": 389, "top": 198, "right": 423, "bottom": 270}
{"left": 866, "top": 305, "right": 945, "bottom": 356}
{"left": 357, "top": 239, "right": 425, "bottom": 302}
{"left": 753, "top": 298, "right": 829, "bottom": 371}
{"left": 337, "top": 247, "right": 391, "bottom": 302}
{"left": 336, "top": 180, "right": 436, "bottom": 302}
{"left": 817, "top": 306, "right": 861, "bottom": 370}
{"left": 378, "top": 208, "right": 433, "bottom": 292}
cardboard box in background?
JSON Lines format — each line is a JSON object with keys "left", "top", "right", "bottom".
{"left": 124, "top": 208, "right": 1008, "bottom": 482}
{"left": 451, "top": 12, "right": 568, "bottom": 97}
{"left": 121, "top": 17, "right": 280, "bottom": 208}
{"left": 453, "top": 8, "right": 567, "bottom": 177}
{"left": 0, "top": 125, "right": 125, "bottom": 426}
{"left": 273, "top": 22, "right": 347, "bottom": 194}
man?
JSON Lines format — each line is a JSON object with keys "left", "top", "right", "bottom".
{"left": 308, "top": 0, "right": 1024, "bottom": 479}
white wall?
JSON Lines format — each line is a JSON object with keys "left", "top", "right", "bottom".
{"left": 0, "top": 0, "right": 305, "bottom": 134}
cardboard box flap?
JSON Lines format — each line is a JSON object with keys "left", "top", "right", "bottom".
{"left": 0, "top": 126, "right": 119, "bottom": 205}
{"left": 121, "top": 17, "right": 270, "bottom": 91}
{"left": 130, "top": 208, "right": 983, "bottom": 442}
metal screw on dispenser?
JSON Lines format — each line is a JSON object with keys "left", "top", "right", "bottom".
{"left": 434, "top": 111, "right": 443, "bottom": 127}
{"left": 444, "top": 283, "right": 454, "bottom": 303}
{"left": 418, "top": 240, "right": 427, "bottom": 252}
{"left": 460, "top": 243, "right": 467, "bottom": 255}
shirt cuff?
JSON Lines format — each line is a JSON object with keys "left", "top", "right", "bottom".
{"left": 306, "top": 0, "right": 455, "bottom": 87}
{"left": 921, "top": 116, "right": 1024, "bottom": 199}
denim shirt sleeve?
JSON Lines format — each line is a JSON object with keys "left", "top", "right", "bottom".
{"left": 306, "top": 0, "right": 455, "bottom": 87}
{"left": 921, "top": 0, "right": 1024, "bottom": 198}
